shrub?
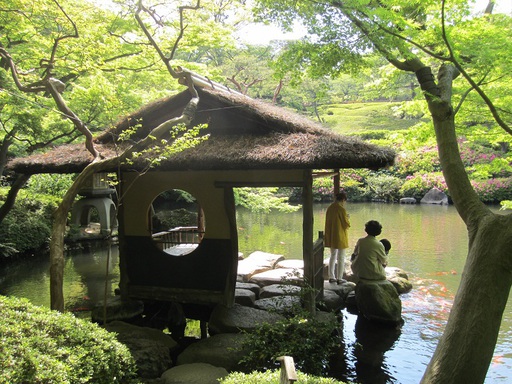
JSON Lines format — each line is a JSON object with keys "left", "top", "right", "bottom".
{"left": 312, "top": 177, "right": 334, "bottom": 202}
{"left": 26, "top": 174, "right": 75, "bottom": 197}
{"left": 220, "top": 369, "right": 346, "bottom": 383}
{"left": 393, "top": 147, "right": 440, "bottom": 177}
{"left": 0, "top": 295, "right": 138, "bottom": 384}
{"left": 365, "top": 173, "right": 403, "bottom": 202}
{"left": 238, "top": 313, "right": 339, "bottom": 376}
{"left": 471, "top": 178, "right": 512, "bottom": 203}
{"left": 0, "top": 191, "right": 60, "bottom": 255}
{"left": 400, "top": 173, "right": 448, "bottom": 201}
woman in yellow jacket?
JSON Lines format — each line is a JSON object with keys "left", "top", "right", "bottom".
{"left": 324, "top": 191, "right": 350, "bottom": 284}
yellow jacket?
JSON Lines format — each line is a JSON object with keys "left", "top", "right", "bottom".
{"left": 324, "top": 202, "right": 350, "bottom": 249}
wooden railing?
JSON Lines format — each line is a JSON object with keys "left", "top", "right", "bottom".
{"left": 152, "top": 226, "right": 204, "bottom": 251}
{"left": 277, "top": 356, "right": 298, "bottom": 383}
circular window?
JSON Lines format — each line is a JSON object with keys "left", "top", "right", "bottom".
{"left": 150, "top": 189, "right": 205, "bottom": 256}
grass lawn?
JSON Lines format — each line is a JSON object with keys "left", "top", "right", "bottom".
{"left": 319, "top": 101, "right": 424, "bottom": 134}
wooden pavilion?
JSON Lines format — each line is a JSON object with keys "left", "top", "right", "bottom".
{"left": 8, "top": 74, "right": 395, "bottom": 316}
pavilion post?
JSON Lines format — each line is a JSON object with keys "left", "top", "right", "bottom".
{"left": 302, "top": 169, "right": 315, "bottom": 315}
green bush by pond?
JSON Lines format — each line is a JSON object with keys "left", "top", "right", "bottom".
{"left": 220, "top": 369, "right": 346, "bottom": 383}
{"left": 0, "top": 295, "right": 138, "bottom": 384}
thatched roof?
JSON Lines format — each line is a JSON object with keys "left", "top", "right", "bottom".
{"left": 8, "top": 84, "right": 395, "bottom": 175}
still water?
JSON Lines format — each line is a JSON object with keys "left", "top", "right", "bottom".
{"left": 0, "top": 202, "right": 510, "bottom": 383}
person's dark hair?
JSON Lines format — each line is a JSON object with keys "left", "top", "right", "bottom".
{"left": 335, "top": 191, "right": 347, "bottom": 201}
{"left": 365, "top": 220, "right": 382, "bottom": 236}
{"left": 380, "top": 238, "right": 391, "bottom": 253}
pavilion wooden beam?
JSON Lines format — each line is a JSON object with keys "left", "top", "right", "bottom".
{"left": 302, "top": 169, "right": 315, "bottom": 315}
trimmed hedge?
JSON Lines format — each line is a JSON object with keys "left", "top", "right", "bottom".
{"left": 0, "top": 295, "right": 138, "bottom": 384}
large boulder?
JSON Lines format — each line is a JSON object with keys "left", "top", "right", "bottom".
{"left": 103, "top": 320, "right": 178, "bottom": 379}
{"left": 237, "top": 251, "right": 284, "bottom": 282}
{"left": 355, "top": 280, "right": 402, "bottom": 325}
{"left": 161, "top": 363, "right": 228, "bottom": 384}
{"left": 208, "top": 304, "right": 285, "bottom": 335}
{"left": 421, "top": 187, "right": 449, "bottom": 205}
{"left": 176, "top": 333, "right": 249, "bottom": 371}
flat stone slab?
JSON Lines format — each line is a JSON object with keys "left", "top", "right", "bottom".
{"left": 275, "top": 259, "right": 304, "bottom": 269}
{"left": 235, "top": 282, "right": 260, "bottom": 297}
{"left": 176, "top": 333, "right": 249, "bottom": 371}
{"left": 260, "top": 284, "right": 301, "bottom": 299}
{"left": 237, "top": 251, "right": 285, "bottom": 282}
{"left": 234, "top": 288, "right": 256, "bottom": 306}
{"left": 249, "top": 268, "right": 303, "bottom": 286}
{"left": 161, "top": 363, "right": 228, "bottom": 384}
{"left": 208, "top": 304, "right": 285, "bottom": 335}
{"left": 253, "top": 296, "right": 302, "bottom": 315}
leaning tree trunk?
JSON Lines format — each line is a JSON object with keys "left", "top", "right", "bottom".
{"left": 49, "top": 91, "right": 199, "bottom": 312}
{"left": 419, "top": 64, "right": 512, "bottom": 383}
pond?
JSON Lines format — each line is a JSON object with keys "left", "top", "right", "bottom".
{"left": 0, "top": 202, "right": 510, "bottom": 383}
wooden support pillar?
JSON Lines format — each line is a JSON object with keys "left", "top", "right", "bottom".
{"left": 334, "top": 168, "right": 340, "bottom": 195}
{"left": 302, "top": 169, "right": 315, "bottom": 315}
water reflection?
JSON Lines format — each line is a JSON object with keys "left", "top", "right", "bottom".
{"left": 352, "top": 315, "right": 402, "bottom": 384}
{"left": 66, "top": 242, "right": 120, "bottom": 313}
{"left": 0, "top": 203, "right": 511, "bottom": 383}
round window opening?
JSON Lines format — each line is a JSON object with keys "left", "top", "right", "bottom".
{"left": 150, "top": 189, "right": 205, "bottom": 256}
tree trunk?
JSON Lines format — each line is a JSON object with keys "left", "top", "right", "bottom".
{"left": 420, "top": 64, "right": 512, "bottom": 383}
{"left": 0, "top": 173, "right": 30, "bottom": 224}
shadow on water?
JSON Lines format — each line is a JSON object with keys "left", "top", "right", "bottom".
{"left": 329, "top": 310, "right": 402, "bottom": 384}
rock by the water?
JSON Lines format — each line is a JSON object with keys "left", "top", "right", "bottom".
{"left": 91, "top": 296, "right": 144, "bottom": 324}
{"left": 176, "top": 333, "right": 249, "bottom": 371}
{"left": 234, "top": 288, "right": 256, "bottom": 307}
{"left": 324, "top": 280, "right": 356, "bottom": 301}
{"left": 160, "top": 363, "right": 228, "bottom": 384}
{"left": 260, "top": 283, "right": 301, "bottom": 299}
{"left": 400, "top": 197, "right": 417, "bottom": 204}
{"left": 275, "top": 259, "right": 304, "bottom": 269}
{"left": 235, "top": 282, "right": 260, "bottom": 297}
{"left": 103, "top": 321, "right": 177, "bottom": 379}
{"left": 388, "top": 276, "right": 413, "bottom": 294}
{"left": 355, "top": 280, "right": 402, "bottom": 325}
{"left": 319, "top": 289, "right": 344, "bottom": 312}
{"left": 421, "top": 187, "right": 449, "bottom": 205}
{"left": 249, "top": 268, "right": 302, "bottom": 286}
{"left": 253, "top": 295, "right": 302, "bottom": 315}
{"left": 237, "top": 251, "right": 284, "bottom": 282}
{"left": 208, "top": 304, "right": 285, "bottom": 335}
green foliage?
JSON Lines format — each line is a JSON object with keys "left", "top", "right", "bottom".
{"left": 321, "top": 102, "right": 421, "bottom": 134}
{"left": 239, "top": 312, "right": 339, "bottom": 376}
{"left": 0, "top": 295, "right": 138, "bottom": 384}
{"left": 220, "top": 369, "right": 346, "bottom": 384}
{"left": 500, "top": 201, "right": 512, "bottom": 211}
{"left": 235, "top": 187, "right": 300, "bottom": 213}
{"left": 471, "top": 178, "right": 512, "bottom": 204}
{"left": 26, "top": 174, "right": 75, "bottom": 197}
{"left": 238, "top": 277, "right": 340, "bottom": 376}
{"left": 392, "top": 146, "right": 441, "bottom": 177}
{"left": 0, "top": 189, "right": 60, "bottom": 254}
{"left": 366, "top": 173, "right": 403, "bottom": 202}
{"left": 400, "top": 173, "right": 448, "bottom": 200}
